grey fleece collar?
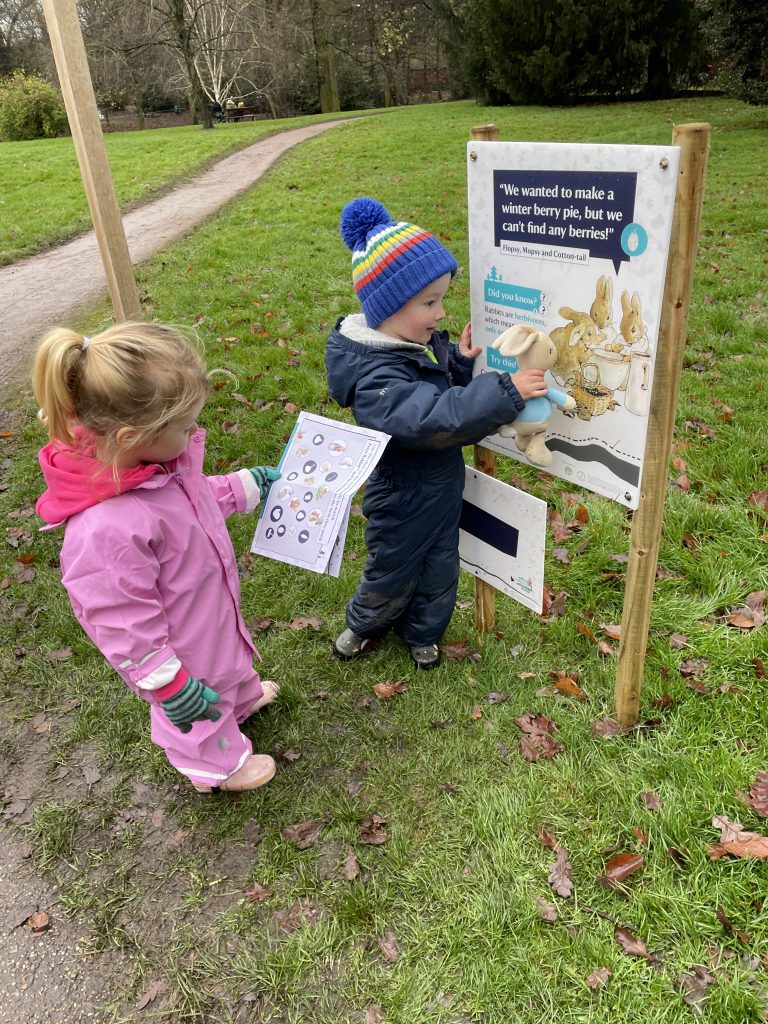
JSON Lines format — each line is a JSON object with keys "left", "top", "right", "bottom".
{"left": 339, "top": 313, "right": 428, "bottom": 354}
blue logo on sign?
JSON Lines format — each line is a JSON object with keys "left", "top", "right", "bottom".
{"left": 621, "top": 223, "right": 648, "bottom": 257}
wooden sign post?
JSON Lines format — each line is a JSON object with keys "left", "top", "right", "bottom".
{"left": 41, "top": 0, "right": 140, "bottom": 321}
{"left": 614, "top": 123, "right": 710, "bottom": 726}
{"left": 470, "top": 123, "right": 500, "bottom": 634}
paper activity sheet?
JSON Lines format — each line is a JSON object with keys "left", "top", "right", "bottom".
{"left": 251, "top": 411, "right": 390, "bottom": 576}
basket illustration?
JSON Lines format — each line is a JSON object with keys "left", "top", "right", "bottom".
{"left": 572, "top": 363, "right": 614, "bottom": 420}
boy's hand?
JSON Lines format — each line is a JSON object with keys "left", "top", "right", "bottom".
{"left": 459, "top": 322, "right": 482, "bottom": 359}
{"left": 249, "top": 466, "right": 281, "bottom": 502}
{"left": 510, "top": 368, "right": 548, "bottom": 401}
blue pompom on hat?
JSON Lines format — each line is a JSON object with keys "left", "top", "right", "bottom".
{"left": 339, "top": 197, "right": 458, "bottom": 328}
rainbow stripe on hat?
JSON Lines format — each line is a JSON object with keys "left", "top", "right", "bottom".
{"left": 352, "top": 222, "right": 430, "bottom": 293}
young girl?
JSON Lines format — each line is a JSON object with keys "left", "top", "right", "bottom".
{"left": 34, "top": 321, "right": 281, "bottom": 793}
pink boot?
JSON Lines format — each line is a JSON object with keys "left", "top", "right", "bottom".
{"left": 192, "top": 754, "right": 276, "bottom": 793}
{"left": 247, "top": 679, "right": 280, "bottom": 715}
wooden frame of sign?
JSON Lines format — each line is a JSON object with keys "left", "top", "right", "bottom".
{"left": 41, "top": 0, "right": 140, "bottom": 321}
{"left": 469, "top": 122, "right": 710, "bottom": 727}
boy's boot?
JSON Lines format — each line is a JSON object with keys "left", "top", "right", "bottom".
{"left": 334, "top": 628, "right": 371, "bottom": 659}
{"left": 409, "top": 643, "right": 441, "bottom": 670}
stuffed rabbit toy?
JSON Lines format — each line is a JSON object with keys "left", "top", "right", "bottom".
{"left": 493, "top": 325, "right": 576, "bottom": 467}
{"left": 550, "top": 306, "right": 601, "bottom": 384}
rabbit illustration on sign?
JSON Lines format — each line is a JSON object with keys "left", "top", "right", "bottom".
{"left": 619, "top": 290, "right": 646, "bottom": 345}
{"left": 590, "top": 276, "right": 620, "bottom": 348}
{"left": 492, "top": 324, "right": 576, "bottom": 467}
{"left": 550, "top": 307, "right": 603, "bottom": 385}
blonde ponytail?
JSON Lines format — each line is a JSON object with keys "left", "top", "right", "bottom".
{"left": 32, "top": 327, "right": 90, "bottom": 446}
{"left": 32, "top": 322, "right": 210, "bottom": 459}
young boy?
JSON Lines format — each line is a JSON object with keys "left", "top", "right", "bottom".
{"left": 325, "top": 197, "right": 548, "bottom": 669}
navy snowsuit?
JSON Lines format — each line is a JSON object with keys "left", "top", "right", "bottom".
{"left": 325, "top": 313, "right": 526, "bottom": 646}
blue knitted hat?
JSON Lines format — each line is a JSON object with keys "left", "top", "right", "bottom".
{"left": 339, "top": 197, "right": 458, "bottom": 328}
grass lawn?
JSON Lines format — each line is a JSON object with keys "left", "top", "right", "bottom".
{"left": 0, "top": 108, "right": 369, "bottom": 267}
{"left": 1, "top": 96, "right": 767, "bottom": 1023}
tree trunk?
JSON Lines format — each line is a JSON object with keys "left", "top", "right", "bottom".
{"left": 166, "top": 0, "right": 213, "bottom": 127}
{"left": 643, "top": 46, "right": 675, "bottom": 99}
{"left": 311, "top": 0, "right": 339, "bottom": 113}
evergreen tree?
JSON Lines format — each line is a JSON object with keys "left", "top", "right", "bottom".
{"left": 699, "top": 0, "right": 768, "bottom": 105}
{"left": 436, "top": 0, "right": 705, "bottom": 104}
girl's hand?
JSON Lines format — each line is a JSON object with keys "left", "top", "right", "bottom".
{"left": 160, "top": 675, "right": 222, "bottom": 733}
{"left": 249, "top": 466, "right": 281, "bottom": 502}
{"left": 459, "top": 322, "right": 482, "bottom": 360}
{"left": 510, "top": 368, "right": 548, "bottom": 401}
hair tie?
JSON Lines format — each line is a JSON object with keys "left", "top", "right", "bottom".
{"left": 81, "top": 336, "right": 90, "bottom": 352}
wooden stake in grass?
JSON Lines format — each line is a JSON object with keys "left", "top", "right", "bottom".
{"left": 614, "top": 123, "right": 710, "bottom": 727}
{"left": 470, "top": 123, "right": 500, "bottom": 634}
{"left": 41, "top": 0, "right": 141, "bottom": 321}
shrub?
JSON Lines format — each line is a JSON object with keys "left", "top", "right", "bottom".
{"left": 0, "top": 70, "right": 69, "bottom": 141}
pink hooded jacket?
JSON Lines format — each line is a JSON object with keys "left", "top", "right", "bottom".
{"left": 37, "top": 429, "right": 262, "bottom": 702}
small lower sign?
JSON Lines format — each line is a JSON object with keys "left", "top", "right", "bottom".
{"left": 459, "top": 468, "right": 547, "bottom": 614}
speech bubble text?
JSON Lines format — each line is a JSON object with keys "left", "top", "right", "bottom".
{"left": 494, "top": 169, "right": 639, "bottom": 273}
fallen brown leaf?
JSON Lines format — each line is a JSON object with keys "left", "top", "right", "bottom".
{"left": 614, "top": 926, "right": 650, "bottom": 959}
{"left": 738, "top": 772, "right": 768, "bottom": 818}
{"left": 598, "top": 852, "right": 644, "bottom": 889}
{"left": 553, "top": 676, "right": 587, "bottom": 701}
{"left": 538, "top": 825, "right": 558, "bottom": 849}
{"left": 600, "top": 622, "right": 622, "bottom": 640}
{"left": 45, "top": 647, "right": 73, "bottom": 662}
{"left": 288, "top": 616, "right": 325, "bottom": 630}
{"left": 549, "top": 510, "right": 574, "bottom": 543}
{"left": 441, "top": 639, "right": 482, "bottom": 662}
{"left": 373, "top": 680, "right": 407, "bottom": 698}
{"left": 591, "top": 717, "right": 628, "bottom": 739}
{"left": 377, "top": 930, "right": 399, "bottom": 963}
{"left": 548, "top": 846, "right": 573, "bottom": 898}
{"left": 281, "top": 819, "right": 326, "bottom": 850}
{"left": 244, "top": 881, "right": 274, "bottom": 902}
{"left": 576, "top": 621, "right": 598, "bottom": 643}
{"left": 360, "top": 814, "right": 388, "bottom": 845}
{"left": 708, "top": 816, "right": 768, "bottom": 860}
{"left": 675, "top": 965, "right": 715, "bottom": 1012}
{"left": 640, "top": 791, "right": 661, "bottom": 812}
{"left": 274, "top": 899, "right": 321, "bottom": 932}
{"left": 136, "top": 978, "right": 168, "bottom": 1010}
{"left": 27, "top": 910, "right": 50, "bottom": 933}
{"left": 679, "top": 658, "right": 709, "bottom": 678}
{"left": 336, "top": 848, "right": 360, "bottom": 881}
{"left": 585, "top": 967, "right": 612, "bottom": 990}
{"left": 534, "top": 896, "right": 559, "bottom": 922}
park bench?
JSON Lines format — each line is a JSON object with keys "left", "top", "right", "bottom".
{"left": 224, "top": 106, "right": 266, "bottom": 122}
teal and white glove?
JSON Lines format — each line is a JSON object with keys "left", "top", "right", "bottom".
{"left": 249, "top": 466, "right": 281, "bottom": 502}
{"left": 160, "top": 675, "right": 222, "bottom": 734}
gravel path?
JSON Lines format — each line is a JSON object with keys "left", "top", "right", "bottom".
{"left": 0, "top": 828, "right": 133, "bottom": 1022}
{"left": 0, "top": 118, "right": 351, "bottom": 396}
